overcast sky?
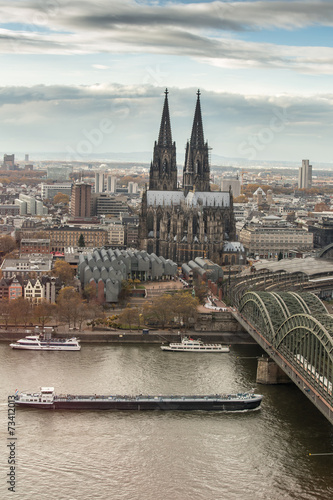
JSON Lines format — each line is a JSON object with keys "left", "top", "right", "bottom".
{"left": 1, "top": 0, "right": 333, "bottom": 164}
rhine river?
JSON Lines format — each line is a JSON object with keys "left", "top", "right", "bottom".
{"left": 1, "top": 341, "right": 333, "bottom": 500}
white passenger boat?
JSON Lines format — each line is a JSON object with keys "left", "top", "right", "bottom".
{"left": 10, "top": 334, "right": 81, "bottom": 351}
{"left": 161, "top": 337, "right": 230, "bottom": 352}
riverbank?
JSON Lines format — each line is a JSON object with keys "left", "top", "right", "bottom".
{"left": 0, "top": 328, "right": 255, "bottom": 344}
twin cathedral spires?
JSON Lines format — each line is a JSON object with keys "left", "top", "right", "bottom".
{"left": 149, "top": 89, "right": 210, "bottom": 194}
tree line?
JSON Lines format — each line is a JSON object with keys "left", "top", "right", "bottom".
{"left": 93, "top": 290, "right": 200, "bottom": 331}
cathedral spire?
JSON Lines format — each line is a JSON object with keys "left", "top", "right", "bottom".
{"left": 190, "top": 90, "right": 205, "bottom": 148}
{"left": 183, "top": 90, "right": 210, "bottom": 195}
{"left": 149, "top": 89, "right": 177, "bottom": 191}
{"left": 158, "top": 88, "right": 173, "bottom": 147}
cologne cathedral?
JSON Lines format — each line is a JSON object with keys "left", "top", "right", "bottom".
{"left": 138, "top": 89, "right": 236, "bottom": 264}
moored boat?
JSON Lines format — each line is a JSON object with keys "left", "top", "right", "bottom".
{"left": 15, "top": 387, "right": 263, "bottom": 412}
{"left": 10, "top": 334, "right": 81, "bottom": 351}
{"left": 161, "top": 336, "right": 230, "bottom": 352}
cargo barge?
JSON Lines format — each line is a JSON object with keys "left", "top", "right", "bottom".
{"left": 15, "top": 387, "right": 263, "bottom": 412}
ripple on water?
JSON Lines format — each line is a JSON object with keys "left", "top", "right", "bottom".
{"left": 0, "top": 343, "right": 333, "bottom": 500}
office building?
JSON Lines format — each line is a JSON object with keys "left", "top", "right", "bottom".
{"left": 71, "top": 183, "right": 91, "bottom": 219}
{"left": 298, "top": 159, "right": 312, "bottom": 189}
{"left": 41, "top": 182, "right": 72, "bottom": 200}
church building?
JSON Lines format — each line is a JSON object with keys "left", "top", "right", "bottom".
{"left": 139, "top": 89, "right": 236, "bottom": 264}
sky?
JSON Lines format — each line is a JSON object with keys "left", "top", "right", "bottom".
{"left": 1, "top": 0, "right": 333, "bottom": 164}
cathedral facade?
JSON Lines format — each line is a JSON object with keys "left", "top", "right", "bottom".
{"left": 139, "top": 90, "right": 236, "bottom": 265}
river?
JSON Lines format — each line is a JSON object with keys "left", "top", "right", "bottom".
{"left": 1, "top": 342, "right": 333, "bottom": 500}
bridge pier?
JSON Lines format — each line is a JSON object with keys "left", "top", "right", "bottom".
{"left": 257, "top": 356, "right": 291, "bottom": 385}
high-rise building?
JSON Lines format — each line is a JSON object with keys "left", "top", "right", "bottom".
{"left": 16, "top": 194, "right": 47, "bottom": 215}
{"left": 41, "top": 182, "right": 72, "bottom": 200}
{"left": 107, "top": 175, "right": 117, "bottom": 193}
{"left": 128, "top": 182, "right": 138, "bottom": 194}
{"left": 298, "top": 159, "right": 312, "bottom": 189}
{"left": 71, "top": 182, "right": 91, "bottom": 218}
{"left": 91, "top": 193, "right": 128, "bottom": 217}
{"left": 3, "top": 154, "right": 15, "bottom": 170}
{"left": 95, "top": 172, "right": 106, "bottom": 193}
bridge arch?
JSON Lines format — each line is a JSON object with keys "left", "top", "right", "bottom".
{"left": 239, "top": 291, "right": 284, "bottom": 343}
{"left": 275, "top": 314, "right": 333, "bottom": 402}
{"left": 239, "top": 291, "right": 333, "bottom": 405}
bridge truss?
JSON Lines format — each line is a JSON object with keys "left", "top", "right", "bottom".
{"left": 238, "top": 291, "right": 333, "bottom": 409}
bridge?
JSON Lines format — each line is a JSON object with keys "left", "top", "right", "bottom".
{"left": 230, "top": 291, "right": 333, "bottom": 424}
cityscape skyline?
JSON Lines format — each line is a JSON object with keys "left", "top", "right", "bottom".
{"left": 1, "top": 1, "right": 333, "bottom": 162}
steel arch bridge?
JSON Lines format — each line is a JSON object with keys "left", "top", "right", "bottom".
{"left": 238, "top": 291, "right": 333, "bottom": 412}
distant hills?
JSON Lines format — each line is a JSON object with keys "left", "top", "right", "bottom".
{"left": 9, "top": 151, "right": 333, "bottom": 170}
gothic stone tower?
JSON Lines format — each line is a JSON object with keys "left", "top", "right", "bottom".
{"left": 183, "top": 90, "right": 210, "bottom": 195}
{"left": 149, "top": 89, "right": 177, "bottom": 191}
{"left": 139, "top": 90, "right": 235, "bottom": 264}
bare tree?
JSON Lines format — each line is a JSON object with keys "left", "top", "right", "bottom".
{"left": 34, "top": 300, "right": 57, "bottom": 328}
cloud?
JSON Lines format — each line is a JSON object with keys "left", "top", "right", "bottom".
{"left": 1, "top": 83, "right": 333, "bottom": 161}
{"left": 0, "top": 1, "right": 333, "bottom": 73}
{"left": 92, "top": 64, "right": 109, "bottom": 70}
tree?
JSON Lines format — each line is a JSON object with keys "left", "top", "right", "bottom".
{"left": 118, "top": 280, "right": 133, "bottom": 304}
{"left": 143, "top": 291, "right": 199, "bottom": 330}
{"left": 174, "top": 292, "right": 199, "bottom": 330}
{"left": 144, "top": 294, "right": 175, "bottom": 329}
{"left": 53, "top": 193, "right": 69, "bottom": 205}
{"left": 193, "top": 281, "right": 208, "bottom": 305}
{"left": 0, "top": 300, "right": 10, "bottom": 329}
{"left": 0, "top": 235, "right": 16, "bottom": 255}
{"left": 82, "top": 283, "right": 96, "bottom": 302}
{"left": 78, "top": 234, "right": 85, "bottom": 247}
{"left": 9, "top": 298, "right": 32, "bottom": 326}
{"left": 34, "top": 300, "right": 57, "bottom": 328}
{"left": 57, "top": 287, "right": 82, "bottom": 327}
{"left": 53, "top": 260, "right": 74, "bottom": 284}
{"left": 278, "top": 251, "right": 283, "bottom": 261}
{"left": 76, "top": 302, "right": 93, "bottom": 330}
{"left": 118, "top": 306, "right": 142, "bottom": 330}
{"left": 233, "top": 194, "right": 249, "bottom": 203}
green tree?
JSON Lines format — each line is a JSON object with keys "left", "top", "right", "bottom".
{"left": 278, "top": 251, "right": 283, "bottom": 261}
{"left": 78, "top": 234, "right": 85, "bottom": 247}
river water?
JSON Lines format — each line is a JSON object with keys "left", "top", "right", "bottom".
{"left": 1, "top": 342, "right": 333, "bottom": 500}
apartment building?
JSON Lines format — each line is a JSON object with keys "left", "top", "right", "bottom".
{"left": 47, "top": 226, "right": 108, "bottom": 252}
{"left": 239, "top": 223, "right": 313, "bottom": 259}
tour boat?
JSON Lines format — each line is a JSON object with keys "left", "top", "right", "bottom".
{"left": 161, "top": 336, "right": 230, "bottom": 352}
{"left": 10, "top": 334, "right": 81, "bottom": 351}
{"left": 15, "top": 387, "right": 263, "bottom": 412}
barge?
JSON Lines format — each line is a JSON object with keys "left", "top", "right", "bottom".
{"left": 15, "top": 387, "right": 263, "bottom": 412}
